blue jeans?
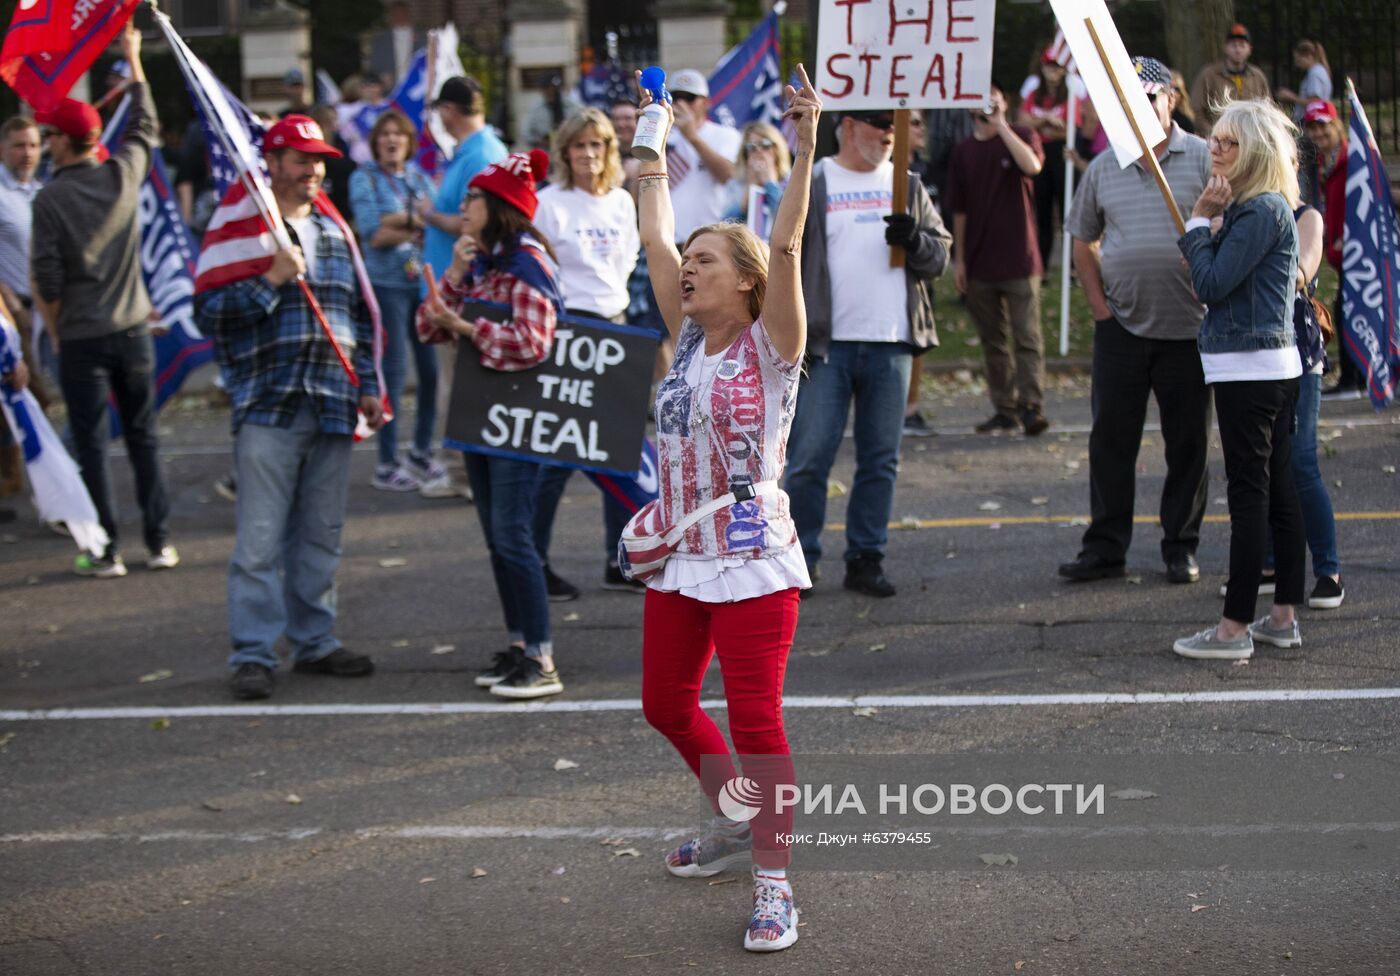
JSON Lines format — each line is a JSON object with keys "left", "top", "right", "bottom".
{"left": 784, "top": 341, "right": 912, "bottom": 565}
{"left": 533, "top": 466, "right": 631, "bottom": 562}
{"left": 373, "top": 284, "right": 438, "bottom": 467}
{"left": 228, "top": 401, "right": 353, "bottom": 670}
{"left": 464, "top": 452, "right": 552, "bottom": 657}
{"left": 1265, "top": 370, "right": 1339, "bottom": 578}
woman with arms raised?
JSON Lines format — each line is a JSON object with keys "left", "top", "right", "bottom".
{"left": 625, "top": 66, "right": 819, "bottom": 952}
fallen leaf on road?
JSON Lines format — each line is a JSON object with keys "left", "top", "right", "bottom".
{"left": 708, "top": 877, "right": 738, "bottom": 886}
{"left": 392, "top": 639, "right": 410, "bottom": 648}
{"left": 1333, "top": 480, "right": 1342, "bottom": 488}
{"left": 1015, "top": 962, "right": 1027, "bottom": 971}
{"left": 1126, "top": 576, "right": 1143, "bottom": 585}
{"left": 866, "top": 643, "right": 887, "bottom": 653}
{"left": 139, "top": 669, "right": 174, "bottom": 683}
{"left": 1064, "top": 460, "right": 1080, "bottom": 471}
{"left": 151, "top": 718, "right": 171, "bottom": 731}
{"left": 419, "top": 877, "right": 436, "bottom": 884}
{"left": 561, "top": 896, "right": 571, "bottom": 903}
{"left": 471, "top": 867, "right": 488, "bottom": 878}
{"left": 978, "top": 852, "right": 1018, "bottom": 867}
{"left": 554, "top": 758, "right": 580, "bottom": 771}
{"left": 978, "top": 501, "right": 1002, "bottom": 511}
{"left": 1031, "top": 497, "right": 1049, "bottom": 506}
{"left": 611, "top": 848, "right": 641, "bottom": 858}
{"left": 1110, "top": 788, "right": 1158, "bottom": 801}
{"left": 1231, "top": 659, "right": 1250, "bottom": 668}
{"left": 201, "top": 800, "right": 223, "bottom": 812}
{"left": 563, "top": 612, "right": 580, "bottom": 622}
{"left": 853, "top": 706, "right": 878, "bottom": 718}
{"left": 552, "top": 865, "right": 567, "bottom": 875}
{"left": 826, "top": 479, "right": 847, "bottom": 498}
{"left": 1383, "top": 465, "right": 1397, "bottom": 475}
{"left": 898, "top": 516, "right": 922, "bottom": 529}
{"left": 285, "top": 794, "right": 303, "bottom": 805}
{"left": 1186, "top": 892, "right": 1199, "bottom": 899}
{"left": 378, "top": 557, "right": 408, "bottom": 568}
{"left": 429, "top": 644, "right": 456, "bottom": 655}
{"left": 0, "top": 732, "right": 15, "bottom": 751}
{"left": 1190, "top": 903, "right": 1215, "bottom": 913}
{"left": 988, "top": 523, "right": 1001, "bottom": 530}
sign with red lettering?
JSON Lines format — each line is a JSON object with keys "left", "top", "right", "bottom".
{"left": 815, "top": 0, "right": 995, "bottom": 109}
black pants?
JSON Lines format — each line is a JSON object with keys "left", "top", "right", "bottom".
{"left": 58, "top": 327, "right": 170, "bottom": 557}
{"left": 1081, "top": 318, "right": 1213, "bottom": 564}
{"left": 1034, "top": 140, "right": 1068, "bottom": 270}
{"left": 1214, "top": 377, "right": 1305, "bottom": 623}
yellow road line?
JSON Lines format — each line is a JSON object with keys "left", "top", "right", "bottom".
{"left": 827, "top": 512, "right": 1400, "bottom": 531}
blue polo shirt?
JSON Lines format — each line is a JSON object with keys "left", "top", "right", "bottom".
{"left": 422, "top": 126, "right": 508, "bottom": 290}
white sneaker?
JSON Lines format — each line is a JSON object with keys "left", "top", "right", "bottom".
{"left": 372, "top": 464, "right": 420, "bottom": 492}
{"left": 744, "top": 869, "right": 798, "bottom": 952}
{"left": 147, "top": 546, "right": 181, "bottom": 570}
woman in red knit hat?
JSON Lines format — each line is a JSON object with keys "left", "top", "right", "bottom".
{"left": 418, "top": 148, "right": 570, "bottom": 699}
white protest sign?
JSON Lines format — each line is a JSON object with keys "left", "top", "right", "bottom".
{"left": 815, "top": 0, "right": 996, "bottom": 110}
{"left": 1047, "top": 0, "right": 1165, "bottom": 168}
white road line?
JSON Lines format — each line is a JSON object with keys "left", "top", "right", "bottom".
{"left": 3, "top": 687, "right": 1400, "bottom": 722}
{"left": 4, "top": 823, "right": 1397, "bottom": 846}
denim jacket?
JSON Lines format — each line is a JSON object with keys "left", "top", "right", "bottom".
{"left": 1177, "top": 192, "right": 1298, "bottom": 355}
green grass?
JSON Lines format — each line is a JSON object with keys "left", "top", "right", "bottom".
{"left": 923, "top": 264, "right": 1342, "bottom": 367}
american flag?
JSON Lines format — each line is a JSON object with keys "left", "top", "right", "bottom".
{"left": 1046, "top": 26, "right": 1079, "bottom": 76}
{"left": 156, "top": 12, "right": 387, "bottom": 424}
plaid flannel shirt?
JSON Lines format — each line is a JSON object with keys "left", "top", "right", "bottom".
{"left": 194, "top": 212, "right": 378, "bottom": 435}
{"left": 416, "top": 265, "right": 556, "bottom": 371}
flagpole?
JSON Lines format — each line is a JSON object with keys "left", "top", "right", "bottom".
{"left": 1059, "top": 87, "right": 1076, "bottom": 357}
{"left": 152, "top": 5, "right": 359, "bottom": 386}
{"left": 1083, "top": 17, "right": 1184, "bottom": 237}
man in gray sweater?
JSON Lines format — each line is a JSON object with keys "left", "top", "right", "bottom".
{"left": 31, "top": 24, "right": 176, "bottom": 578}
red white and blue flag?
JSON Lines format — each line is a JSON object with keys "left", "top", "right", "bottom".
{"left": 707, "top": 4, "right": 785, "bottom": 131}
{"left": 1341, "top": 83, "right": 1400, "bottom": 409}
{"left": 1, "top": 0, "right": 140, "bottom": 111}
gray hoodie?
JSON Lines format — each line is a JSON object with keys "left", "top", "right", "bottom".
{"left": 799, "top": 158, "right": 952, "bottom": 361}
{"left": 31, "top": 82, "right": 157, "bottom": 340}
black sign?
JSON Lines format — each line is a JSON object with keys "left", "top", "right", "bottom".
{"left": 444, "top": 301, "right": 660, "bottom": 477}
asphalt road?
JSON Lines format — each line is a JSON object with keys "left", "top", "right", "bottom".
{"left": 3, "top": 381, "right": 1399, "bottom": 975}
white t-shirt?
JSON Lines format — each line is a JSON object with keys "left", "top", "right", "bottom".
{"left": 533, "top": 184, "right": 640, "bottom": 319}
{"left": 1201, "top": 347, "right": 1303, "bottom": 384}
{"left": 285, "top": 215, "right": 321, "bottom": 281}
{"left": 667, "top": 120, "right": 742, "bottom": 241}
{"left": 821, "top": 159, "right": 910, "bottom": 343}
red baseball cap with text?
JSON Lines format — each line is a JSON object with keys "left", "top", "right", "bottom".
{"left": 1302, "top": 99, "right": 1339, "bottom": 125}
{"left": 263, "top": 115, "right": 343, "bottom": 158}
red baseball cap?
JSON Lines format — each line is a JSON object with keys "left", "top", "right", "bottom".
{"left": 470, "top": 149, "right": 549, "bottom": 220}
{"left": 263, "top": 114, "right": 343, "bottom": 158}
{"left": 35, "top": 98, "right": 102, "bottom": 144}
{"left": 1302, "top": 99, "right": 1339, "bottom": 124}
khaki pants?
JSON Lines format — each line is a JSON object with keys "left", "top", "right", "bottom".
{"left": 964, "top": 276, "right": 1044, "bottom": 415}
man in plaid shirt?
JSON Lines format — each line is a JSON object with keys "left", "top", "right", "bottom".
{"left": 195, "top": 116, "right": 383, "bottom": 701}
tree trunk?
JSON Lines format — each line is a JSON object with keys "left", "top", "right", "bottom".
{"left": 1164, "top": 0, "right": 1236, "bottom": 94}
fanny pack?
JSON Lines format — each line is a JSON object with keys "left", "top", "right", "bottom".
{"left": 618, "top": 480, "right": 779, "bottom": 583}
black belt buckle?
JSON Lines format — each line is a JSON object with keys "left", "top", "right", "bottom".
{"left": 729, "top": 476, "right": 756, "bottom": 503}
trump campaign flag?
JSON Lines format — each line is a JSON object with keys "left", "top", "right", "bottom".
{"left": 100, "top": 94, "right": 213, "bottom": 410}
{"left": 707, "top": 3, "right": 785, "bottom": 130}
{"left": 1341, "top": 83, "right": 1400, "bottom": 409}
{"left": 2, "top": 0, "right": 139, "bottom": 111}
{"left": 0, "top": 310, "right": 108, "bottom": 556}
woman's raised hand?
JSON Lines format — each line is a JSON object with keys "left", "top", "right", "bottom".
{"left": 782, "top": 64, "right": 821, "bottom": 154}
{"left": 1191, "top": 174, "right": 1233, "bottom": 220}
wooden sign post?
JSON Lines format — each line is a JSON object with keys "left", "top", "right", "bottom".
{"left": 890, "top": 108, "right": 910, "bottom": 268}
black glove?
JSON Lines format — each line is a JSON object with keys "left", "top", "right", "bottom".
{"left": 883, "top": 212, "right": 920, "bottom": 249}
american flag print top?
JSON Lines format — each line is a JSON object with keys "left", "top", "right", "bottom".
{"left": 635, "top": 316, "right": 801, "bottom": 561}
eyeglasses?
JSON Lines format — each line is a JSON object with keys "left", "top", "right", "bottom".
{"left": 854, "top": 116, "right": 896, "bottom": 131}
{"left": 672, "top": 92, "right": 701, "bottom": 104}
{"left": 1208, "top": 136, "right": 1239, "bottom": 152}
{"left": 744, "top": 138, "right": 775, "bottom": 153}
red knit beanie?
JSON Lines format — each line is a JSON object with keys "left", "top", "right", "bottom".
{"left": 469, "top": 149, "right": 549, "bottom": 220}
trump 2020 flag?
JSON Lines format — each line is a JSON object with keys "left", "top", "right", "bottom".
{"left": 0, "top": 312, "right": 108, "bottom": 556}
{"left": 708, "top": 4, "right": 785, "bottom": 129}
{"left": 1, "top": 0, "right": 139, "bottom": 112}
{"left": 1341, "top": 85, "right": 1400, "bottom": 409}
{"left": 101, "top": 94, "right": 213, "bottom": 410}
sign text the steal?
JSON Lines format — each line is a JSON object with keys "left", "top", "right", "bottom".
{"left": 816, "top": 0, "right": 996, "bottom": 110}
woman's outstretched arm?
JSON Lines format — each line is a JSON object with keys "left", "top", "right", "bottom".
{"left": 761, "top": 64, "right": 821, "bottom": 364}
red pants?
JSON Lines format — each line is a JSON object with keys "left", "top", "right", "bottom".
{"left": 641, "top": 586, "right": 800, "bottom": 869}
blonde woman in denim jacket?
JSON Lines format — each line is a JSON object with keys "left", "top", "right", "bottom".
{"left": 1172, "top": 99, "right": 1306, "bottom": 662}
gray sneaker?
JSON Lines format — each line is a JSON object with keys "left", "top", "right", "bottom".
{"left": 1172, "top": 627, "right": 1253, "bottom": 660}
{"left": 1248, "top": 615, "right": 1302, "bottom": 649}
{"left": 665, "top": 816, "right": 753, "bottom": 877}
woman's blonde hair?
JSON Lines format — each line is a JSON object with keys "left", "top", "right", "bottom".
{"left": 550, "top": 108, "right": 624, "bottom": 192}
{"left": 683, "top": 221, "right": 770, "bottom": 321}
{"left": 735, "top": 121, "right": 791, "bottom": 181}
{"left": 1212, "top": 99, "right": 1300, "bottom": 207}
